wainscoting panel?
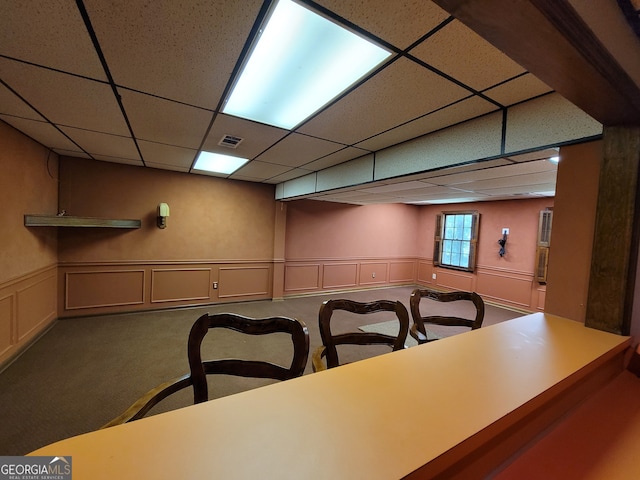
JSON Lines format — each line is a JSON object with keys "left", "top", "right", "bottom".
{"left": 284, "top": 257, "right": 417, "bottom": 296}
{"left": 284, "top": 264, "right": 320, "bottom": 292}
{"left": 390, "top": 261, "right": 416, "bottom": 283}
{"left": 436, "top": 269, "right": 474, "bottom": 292}
{"left": 17, "top": 273, "right": 57, "bottom": 341}
{"left": 417, "top": 261, "right": 435, "bottom": 285}
{"left": 218, "top": 266, "right": 270, "bottom": 299}
{"left": 0, "top": 265, "right": 57, "bottom": 367}
{"left": 0, "top": 294, "right": 13, "bottom": 360}
{"left": 323, "top": 263, "right": 358, "bottom": 289}
{"left": 360, "top": 262, "right": 388, "bottom": 286}
{"left": 59, "top": 261, "right": 275, "bottom": 317}
{"left": 151, "top": 268, "right": 211, "bottom": 303}
{"left": 65, "top": 270, "right": 145, "bottom": 310}
{"left": 475, "top": 267, "right": 533, "bottom": 309}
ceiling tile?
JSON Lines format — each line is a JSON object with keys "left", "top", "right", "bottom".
{"left": 255, "top": 133, "right": 344, "bottom": 168}
{"left": 202, "top": 114, "right": 289, "bottom": 159}
{"left": 138, "top": 140, "right": 196, "bottom": 169}
{"left": 410, "top": 19, "right": 526, "bottom": 93}
{"left": 379, "top": 184, "right": 461, "bottom": 197}
{"left": 231, "top": 160, "right": 292, "bottom": 181}
{"left": 483, "top": 73, "right": 553, "bottom": 107}
{"left": 313, "top": 0, "right": 450, "bottom": 49}
{"left": 374, "top": 111, "right": 503, "bottom": 180}
{"left": 451, "top": 171, "right": 558, "bottom": 191}
{"left": 54, "top": 149, "right": 92, "bottom": 159}
{"left": 90, "top": 154, "right": 144, "bottom": 167}
{"left": 317, "top": 155, "right": 374, "bottom": 191}
{"left": 302, "top": 147, "right": 370, "bottom": 171}
{"left": 477, "top": 183, "right": 556, "bottom": 196}
{"left": 1, "top": 116, "right": 80, "bottom": 151}
{"left": 431, "top": 160, "right": 557, "bottom": 186}
{"left": 358, "top": 180, "right": 438, "bottom": 194}
{"left": 119, "top": 89, "right": 212, "bottom": 149}
{"left": 0, "top": 58, "right": 129, "bottom": 136}
{"left": 59, "top": 126, "right": 140, "bottom": 160}
{"left": 0, "top": 0, "right": 105, "bottom": 79}
{"left": 387, "top": 158, "right": 512, "bottom": 182}
{"left": 266, "top": 168, "right": 316, "bottom": 184}
{"left": 355, "top": 95, "right": 497, "bottom": 151}
{"left": 0, "top": 84, "right": 45, "bottom": 120}
{"left": 419, "top": 193, "right": 492, "bottom": 204}
{"left": 505, "top": 94, "right": 602, "bottom": 153}
{"left": 299, "top": 57, "right": 469, "bottom": 145}
{"left": 145, "top": 162, "right": 190, "bottom": 173}
{"left": 83, "top": 0, "right": 263, "bottom": 108}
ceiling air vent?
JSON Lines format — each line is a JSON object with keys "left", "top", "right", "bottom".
{"left": 218, "top": 134, "right": 243, "bottom": 149}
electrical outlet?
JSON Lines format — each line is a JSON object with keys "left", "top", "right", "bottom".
{"left": 213, "top": 282, "right": 218, "bottom": 289}
{"left": 432, "top": 273, "right": 437, "bottom": 280}
{"left": 502, "top": 228, "right": 510, "bottom": 235}
{"left": 372, "top": 272, "right": 376, "bottom": 278}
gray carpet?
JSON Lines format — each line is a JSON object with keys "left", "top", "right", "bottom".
{"left": 359, "top": 320, "right": 419, "bottom": 347}
{"left": 0, "top": 286, "right": 523, "bottom": 455}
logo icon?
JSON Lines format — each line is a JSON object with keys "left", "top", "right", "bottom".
{"left": 0, "top": 456, "right": 72, "bottom": 479}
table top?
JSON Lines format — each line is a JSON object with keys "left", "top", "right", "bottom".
{"left": 30, "top": 313, "right": 630, "bottom": 480}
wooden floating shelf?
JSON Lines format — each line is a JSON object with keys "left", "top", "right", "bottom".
{"left": 24, "top": 215, "right": 141, "bottom": 229}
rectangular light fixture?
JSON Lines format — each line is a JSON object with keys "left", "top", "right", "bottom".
{"left": 193, "top": 151, "right": 249, "bottom": 175}
{"left": 222, "top": 0, "right": 392, "bottom": 130}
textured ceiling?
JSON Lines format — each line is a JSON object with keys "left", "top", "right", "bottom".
{"left": 1, "top": 0, "right": 635, "bottom": 205}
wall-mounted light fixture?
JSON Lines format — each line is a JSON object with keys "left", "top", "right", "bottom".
{"left": 498, "top": 228, "right": 508, "bottom": 257}
{"left": 157, "top": 203, "right": 170, "bottom": 229}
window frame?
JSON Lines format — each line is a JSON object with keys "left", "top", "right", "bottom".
{"left": 433, "top": 210, "right": 480, "bottom": 273}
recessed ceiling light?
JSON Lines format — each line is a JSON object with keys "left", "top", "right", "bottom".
{"left": 193, "top": 151, "right": 249, "bottom": 175}
{"left": 222, "top": 0, "right": 392, "bottom": 130}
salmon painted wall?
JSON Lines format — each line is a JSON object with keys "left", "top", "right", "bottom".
{"left": 285, "top": 200, "right": 418, "bottom": 258}
{"left": 283, "top": 197, "right": 551, "bottom": 312}
{"left": 1, "top": 121, "right": 58, "bottom": 365}
{"left": 1, "top": 122, "right": 58, "bottom": 281}
{"left": 283, "top": 200, "right": 419, "bottom": 294}
{"left": 416, "top": 197, "right": 553, "bottom": 311}
{"left": 58, "top": 156, "right": 276, "bottom": 262}
{"left": 545, "top": 141, "right": 601, "bottom": 322}
{"left": 56, "top": 156, "right": 278, "bottom": 317}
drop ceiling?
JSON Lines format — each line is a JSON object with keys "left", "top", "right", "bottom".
{"left": 1, "top": 1, "right": 637, "bottom": 205}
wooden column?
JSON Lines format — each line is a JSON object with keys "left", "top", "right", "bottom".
{"left": 585, "top": 126, "right": 640, "bottom": 334}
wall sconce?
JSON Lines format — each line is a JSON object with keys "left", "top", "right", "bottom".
{"left": 498, "top": 228, "right": 508, "bottom": 257}
{"left": 157, "top": 203, "right": 170, "bottom": 229}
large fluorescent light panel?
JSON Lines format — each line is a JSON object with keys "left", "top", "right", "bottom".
{"left": 193, "top": 151, "right": 249, "bottom": 175}
{"left": 223, "top": 0, "right": 391, "bottom": 129}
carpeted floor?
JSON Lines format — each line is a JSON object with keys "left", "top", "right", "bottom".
{"left": 0, "top": 286, "right": 523, "bottom": 455}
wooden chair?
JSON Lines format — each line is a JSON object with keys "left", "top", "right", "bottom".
{"left": 409, "top": 288, "right": 485, "bottom": 344}
{"left": 102, "top": 312, "right": 309, "bottom": 428}
{"left": 312, "top": 299, "right": 409, "bottom": 372}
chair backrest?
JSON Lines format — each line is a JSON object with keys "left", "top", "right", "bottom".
{"left": 409, "top": 288, "right": 484, "bottom": 344}
{"left": 189, "top": 312, "right": 310, "bottom": 403}
{"left": 102, "top": 312, "right": 309, "bottom": 427}
{"left": 314, "top": 299, "right": 409, "bottom": 370}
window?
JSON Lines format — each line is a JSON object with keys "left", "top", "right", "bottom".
{"left": 433, "top": 211, "right": 479, "bottom": 272}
